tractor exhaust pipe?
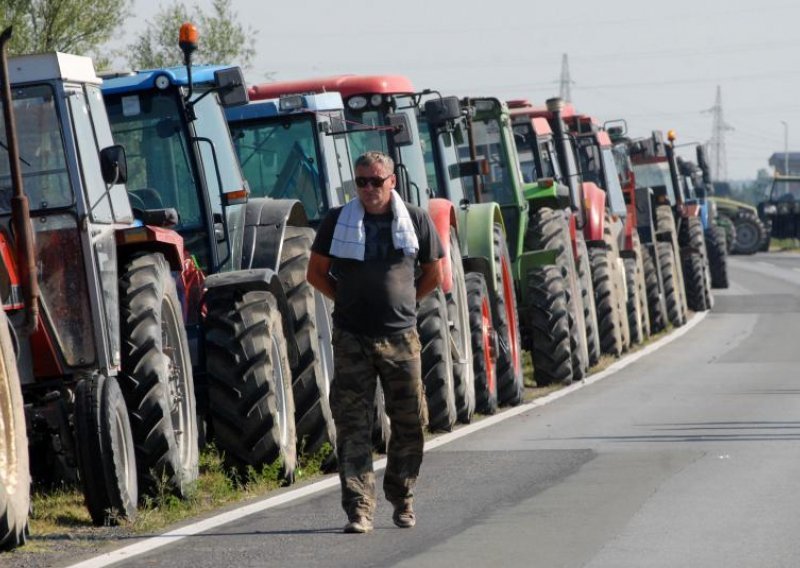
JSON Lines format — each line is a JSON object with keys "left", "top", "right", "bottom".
{"left": 0, "top": 26, "right": 40, "bottom": 334}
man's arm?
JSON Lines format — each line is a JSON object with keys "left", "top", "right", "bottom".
{"left": 416, "top": 260, "right": 442, "bottom": 300}
{"left": 307, "top": 251, "right": 336, "bottom": 301}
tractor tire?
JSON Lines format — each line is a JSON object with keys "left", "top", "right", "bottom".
{"left": 732, "top": 210, "right": 767, "bottom": 255}
{"left": 278, "top": 227, "right": 335, "bottom": 456}
{"left": 643, "top": 244, "right": 667, "bottom": 334}
{"left": 656, "top": 206, "right": 688, "bottom": 325}
{"left": 624, "top": 257, "right": 644, "bottom": 345}
{"left": 526, "top": 208, "right": 588, "bottom": 381}
{"left": 446, "top": 228, "right": 474, "bottom": 424}
{"left": 490, "top": 224, "right": 524, "bottom": 406}
{"left": 706, "top": 225, "right": 729, "bottom": 288}
{"left": 577, "top": 239, "right": 601, "bottom": 367}
{"left": 418, "top": 286, "right": 456, "bottom": 432}
{"left": 75, "top": 375, "right": 138, "bottom": 526}
{"left": 658, "top": 242, "right": 684, "bottom": 327}
{"left": 205, "top": 290, "right": 297, "bottom": 479}
{"left": 119, "top": 253, "right": 198, "bottom": 498}
{"left": 525, "top": 265, "right": 572, "bottom": 387}
{"left": 635, "top": 239, "right": 651, "bottom": 340}
{"left": 0, "top": 308, "right": 30, "bottom": 550}
{"left": 589, "top": 247, "right": 623, "bottom": 357}
{"left": 682, "top": 252, "right": 709, "bottom": 312}
{"left": 466, "top": 272, "right": 497, "bottom": 415}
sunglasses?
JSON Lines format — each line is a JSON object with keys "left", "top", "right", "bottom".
{"left": 355, "top": 174, "right": 392, "bottom": 188}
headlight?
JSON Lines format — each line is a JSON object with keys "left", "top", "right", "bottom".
{"left": 763, "top": 204, "right": 777, "bottom": 215}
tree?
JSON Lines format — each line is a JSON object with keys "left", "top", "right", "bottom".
{"left": 0, "top": 0, "right": 130, "bottom": 63}
{"left": 126, "top": 0, "right": 256, "bottom": 70}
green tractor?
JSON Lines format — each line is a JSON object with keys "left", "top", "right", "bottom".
{"left": 710, "top": 181, "right": 769, "bottom": 255}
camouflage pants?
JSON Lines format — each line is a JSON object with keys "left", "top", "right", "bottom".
{"left": 330, "top": 327, "right": 427, "bottom": 522}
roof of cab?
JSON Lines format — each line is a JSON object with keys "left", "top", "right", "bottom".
{"left": 8, "top": 52, "right": 99, "bottom": 85}
{"left": 249, "top": 75, "right": 415, "bottom": 101}
{"left": 226, "top": 92, "right": 344, "bottom": 122}
{"left": 100, "top": 65, "right": 236, "bottom": 94}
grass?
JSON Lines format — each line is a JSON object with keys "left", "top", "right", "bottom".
{"left": 769, "top": 238, "right": 800, "bottom": 252}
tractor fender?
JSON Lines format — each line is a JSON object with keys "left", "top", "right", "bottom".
{"left": 458, "top": 202, "right": 505, "bottom": 296}
{"left": 241, "top": 198, "right": 309, "bottom": 272}
{"left": 582, "top": 181, "right": 606, "bottom": 243}
{"left": 115, "top": 225, "right": 186, "bottom": 271}
{"left": 428, "top": 198, "right": 457, "bottom": 294}
{"left": 203, "top": 268, "right": 298, "bottom": 369}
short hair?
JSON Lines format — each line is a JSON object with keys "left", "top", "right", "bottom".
{"left": 354, "top": 151, "right": 395, "bottom": 174}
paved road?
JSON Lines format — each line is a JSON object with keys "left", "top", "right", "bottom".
{"left": 74, "top": 252, "right": 800, "bottom": 568}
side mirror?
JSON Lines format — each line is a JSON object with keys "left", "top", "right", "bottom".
{"left": 100, "top": 145, "right": 127, "bottom": 185}
{"left": 214, "top": 67, "right": 248, "bottom": 108}
{"left": 457, "top": 158, "right": 489, "bottom": 178}
{"left": 387, "top": 112, "right": 413, "bottom": 146}
{"left": 424, "top": 96, "right": 461, "bottom": 127}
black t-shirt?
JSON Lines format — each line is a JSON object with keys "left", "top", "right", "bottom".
{"left": 311, "top": 203, "right": 444, "bottom": 337}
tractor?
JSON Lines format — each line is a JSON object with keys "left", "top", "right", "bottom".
{"left": 248, "top": 76, "right": 498, "bottom": 433}
{"left": 564, "top": 112, "right": 648, "bottom": 349}
{"left": 1, "top": 34, "right": 197, "bottom": 528}
{"left": 101, "top": 24, "right": 327, "bottom": 479}
{"left": 676, "top": 147, "right": 729, "bottom": 289}
{"left": 758, "top": 174, "right": 800, "bottom": 246}
{"left": 710, "top": 182, "right": 769, "bottom": 255}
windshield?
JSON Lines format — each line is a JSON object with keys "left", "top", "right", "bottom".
{"left": 631, "top": 160, "right": 676, "bottom": 201}
{"left": 770, "top": 178, "right": 800, "bottom": 201}
{"left": 458, "top": 117, "right": 514, "bottom": 206}
{"left": 344, "top": 96, "right": 430, "bottom": 207}
{"left": 230, "top": 115, "right": 326, "bottom": 220}
{"left": 600, "top": 147, "right": 627, "bottom": 216}
{"left": 512, "top": 123, "right": 539, "bottom": 183}
{"left": 0, "top": 84, "right": 72, "bottom": 212}
{"left": 105, "top": 89, "right": 203, "bottom": 227}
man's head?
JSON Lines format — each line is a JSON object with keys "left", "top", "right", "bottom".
{"left": 354, "top": 151, "right": 396, "bottom": 214}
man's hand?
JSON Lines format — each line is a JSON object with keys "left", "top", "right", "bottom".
{"left": 307, "top": 251, "right": 336, "bottom": 300}
{"left": 416, "top": 259, "right": 442, "bottom": 299}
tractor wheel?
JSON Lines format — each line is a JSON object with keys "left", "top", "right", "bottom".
{"left": 589, "top": 247, "right": 623, "bottom": 357}
{"left": 657, "top": 242, "right": 684, "bottom": 327}
{"left": 525, "top": 265, "right": 572, "bottom": 387}
{"left": 205, "top": 290, "right": 297, "bottom": 480}
{"left": 706, "top": 225, "right": 729, "bottom": 288}
{"left": 446, "top": 228, "right": 474, "bottom": 424}
{"left": 278, "top": 227, "right": 336, "bottom": 456}
{"left": 466, "top": 272, "right": 497, "bottom": 415}
{"left": 656, "top": 206, "right": 688, "bottom": 315}
{"left": 576, "top": 239, "right": 601, "bottom": 367}
{"left": 490, "top": 224, "right": 524, "bottom": 406}
{"left": 75, "top": 375, "right": 137, "bottom": 526}
{"left": 643, "top": 244, "right": 667, "bottom": 334}
{"left": 635, "top": 239, "right": 651, "bottom": 340}
{"left": 732, "top": 210, "right": 767, "bottom": 255}
{"left": 624, "top": 257, "right": 644, "bottom": 345}
{"left": 418, "top": 286, "right": 456, "bottom": 432}
{"left": 682, "top": 252, "right": 709, "bottom": 312}
{"left": 526, "top": 208, "right": 588, "bottom": 381}
{"left": 119, "top": 252, "right": 198, "bottom": 498}
{"left": 0, "top": 308, "right": 30, "bottom": 550}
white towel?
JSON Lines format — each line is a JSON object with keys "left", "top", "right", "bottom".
{"left": 330, "top": 189, "right": 419, "bottom": 260}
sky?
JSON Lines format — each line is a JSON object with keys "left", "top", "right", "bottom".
{"left": 113, "top": 0, "right": 800, "bottom": 180}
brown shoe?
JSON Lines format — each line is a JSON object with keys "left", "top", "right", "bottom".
{"left": 392, "top": 502, "right": 416, "bottom": 529}
{"left": 343, "top": 517, "right": 373, "bottom": 534}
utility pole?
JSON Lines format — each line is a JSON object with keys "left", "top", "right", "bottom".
{"left": 781, "top": 121, "right": 789, "bottom": 174}
{"left": 703, "top": 85, "right": 734, "bottom": 181}
{"left": 559, "top": 53, "right": 574, "bottom": 103}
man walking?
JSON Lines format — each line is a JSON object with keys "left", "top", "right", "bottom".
{"left": 307, "top": 151, "right": 444, "bottom": 533}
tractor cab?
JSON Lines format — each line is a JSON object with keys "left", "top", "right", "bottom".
{"left": 760, "top": 175, "right": 800, "bottom": 239}
{"left": 225, "top": 92, "right": 356, "bottom": 225}
{"left": 102, "top": 64, "right": 250, "bottom": 274}
{"left": 1, "top": 52, "right": 136, "bottom": 379}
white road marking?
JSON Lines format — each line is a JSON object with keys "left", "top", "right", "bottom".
{"left": 67, "top": 311, "right": 709, "bottom": 568}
